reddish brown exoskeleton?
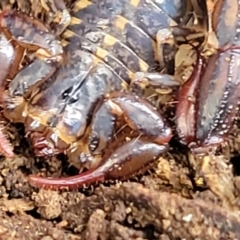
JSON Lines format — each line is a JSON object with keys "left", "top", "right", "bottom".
{"left": 176, "top": 0, "right": 240, "bottom": 155}
{"left": 0, "top": 0, "right": 222, "bottom": 190}
{"left": 0, "top": 0, "right": 195, "bottom": 189}
{"left": 0, "top": 0, "right": 68, "bottom": 158}
{"left": 175, "top": 0, "right": 240, "bottom": 194}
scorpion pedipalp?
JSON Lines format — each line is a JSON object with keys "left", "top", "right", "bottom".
{"left": 29, "top": 138, "right": 168, "bottom": 190}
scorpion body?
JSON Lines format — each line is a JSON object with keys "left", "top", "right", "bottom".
{"left": 1, "top": 0, "right": 239, "bottom": 190}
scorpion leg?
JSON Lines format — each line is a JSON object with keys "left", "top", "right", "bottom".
{"left": 41, "top": 0, "right": 71, "bottom": 35}
{"left": 0, "top": 11, "right": 64, "bottom": 157}
{"left": 156, "top": 28, "right": 177, "bottom": 75}
{"left": 88, "top": 102, "right": 117, "bottom": 156}
{"left": 0, "top": 10, "right": 63, "bottom": 61}
{"left": 130, "top": 27, "right": 178, "bottom": 89}
{"left": 131, "top": 71, "right": 180, "bottom": 91}
{"left": 3, "top": 59, "right": 58, "bottom": 122}
{"left": 105, "top": 92, "right": 172, "bottom": 144}
{"left": 131, "top": 25, "right": 205, "bottom": 93}
{"left": 84, "top": 91, "right": 172, "bottom": 170}
{"left": 29, "top": 92, "right": 172, "bottom": 189}
{"left": 0, "top": 11, "right": 64, "bottom": 121}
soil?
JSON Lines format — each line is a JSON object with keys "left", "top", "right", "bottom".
{"left": 0, "top": 117, "right": 240, "bottom": 240}
{"left": 1, "top": 0, "right": 240, "bottom": 239}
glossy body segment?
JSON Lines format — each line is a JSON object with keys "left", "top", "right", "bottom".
{"left": 106, "top": 92, "right": 172, "bottom": 144}
{"left": 29, "top": 139, "right": 169, "bottom": 190}
{"left": 0, "top": 10, "right": 63, "bottom": 60}
{"left": 176, "top": 0, "right": 240, "bottom": 155}
{"left": 65, "top": 0, "right": 191, "bottom": 82}
{"left": 0, "top": 33, "right": 15, "bottom": 97}
{"left": 1, "top": 0, "right": 190, "bottom": 188}
{"left": 196, "top": 49, "right": 240, "bottom": 148}
{"left": 176, "top": 53, "right": 205, "bottom": 145}
{"left": 212, "top": 0, "right": 239, "bottom": 48}
{"left": 88, "top": 102, "right": 117, "bottom": 155}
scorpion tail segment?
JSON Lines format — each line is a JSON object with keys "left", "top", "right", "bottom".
{"left": 0, "top": 125, "right": 14, "bottom": 158}
{"left": 29, "top": 139, "right": 168, "bottom": 190}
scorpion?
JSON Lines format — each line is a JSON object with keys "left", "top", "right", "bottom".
{"left": 0, "top": 0, "right": 238, "bottom": 190}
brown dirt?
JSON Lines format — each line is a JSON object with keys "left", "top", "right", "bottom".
{"left": 0, "top": 119, "right": 240, "bottom": 240}
{"left": 1, "top": 0, "right": 240, "bottom": 239}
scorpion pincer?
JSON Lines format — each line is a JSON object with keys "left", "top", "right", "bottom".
{"left": 174, "top": 0, "right": 240, "bottom": 190}
{"left": 176, "top": 0, "right": 240, "bottom": 155}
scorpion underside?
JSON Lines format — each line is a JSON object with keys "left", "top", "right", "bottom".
{"left": 0, "top": 0, "right": 239, "bottom": 190}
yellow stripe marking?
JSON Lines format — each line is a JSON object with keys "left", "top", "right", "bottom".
{"left": 138, "top": 60, "right": 149, "bottom": 72}
{"left": 130, "top": 0, "right": 141, "bottom": 7}
{"left": 114, "top": 16, "right": 129, "bottom": 31}
{"left": 103, "top": 34, "right": 118, "bottom": 47}
{"left": 70, "top": 17, "right": 83, "bottom": 25}
{"left": 62, "top": 29, "right": 75, "bottom": 39}
{"left": 73, "top": 0, "right": 93, "bottom": 11}
{"left": 95, "top": 47, "right": 109, "bottom": 60}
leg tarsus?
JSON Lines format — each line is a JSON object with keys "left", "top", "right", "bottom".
{"left": 156, "top": 28, "right": 176, "bottom": 74}
{"left": 132, "top": 71, "right": 180, "bottom": 90}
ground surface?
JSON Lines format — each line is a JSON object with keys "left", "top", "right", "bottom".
{"left": 1, "top": 0, "right": 240, "bottom": 239}
{"left": 0, "top": 118, "right": 240, "bottom": 240}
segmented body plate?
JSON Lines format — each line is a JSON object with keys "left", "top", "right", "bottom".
{"left": 64, "top": 0, "right": 188, "bottom": 82}
{"left": 12, "top": 0, "right": 189, "bottom": 145}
